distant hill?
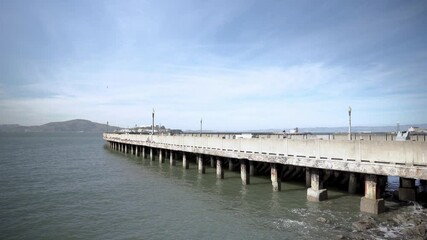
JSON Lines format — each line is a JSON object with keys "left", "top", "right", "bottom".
{"left": 0, "top": 119, "right": 121, "bottom": 133}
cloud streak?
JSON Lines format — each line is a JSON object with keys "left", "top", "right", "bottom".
{"left": 0, "top": 0, "right": 426, "bottom": 130}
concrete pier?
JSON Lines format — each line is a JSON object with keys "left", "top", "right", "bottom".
{"left": 360, "top": 174, "right": 385, "bottom": 214}
{"left": 398, "top": 178, "right": 417, "bottom": 201}
{"left": 271, "top": 163, "right": 281, "bottom": 191}
{"left": 104, "top": 133, "right": 427, "bottom": 214}
{"left": 348, "top": 173, "right": 357, "bottom": 194}
{"left": 170, "top": 151, "right": 176, "bottom": 166}
{"left": 198, "top": 155, "right": 205, "bottom": 174}
{"left": 307, "top": 169, "right": 328, "bottom": 202}
{"left": 182, "top": 153, "right": 189, "bottom": 169}
{"left": 216, "top": 158, "right": 224, "bottom": 179}
{"left": 240, "top": 159, "right": 250, "bottom": 185}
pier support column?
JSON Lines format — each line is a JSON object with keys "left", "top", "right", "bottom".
{"left": 135, "top": 146, "right": 139, "bottom": 156}
{"left": 131, "top": 145, "right": 134, "bottom": 155}
{"left": 305, "top": 168, "right": 311, "bottom": 187}
{"left": 249, "top": 161, "right": 256, "bottom": 176}
{"left": 159, "top": 149, "right": 164, "bottom": 163}
{"left": 210, "top": 156, "right": 215, "bottom": 168}
{"left": 198, "top": 155, "right": 205, "bottom": 174}
{"left": 183, "top": 153, "right": 189, "bottom": 169}
{"left": 240, "top": 159, "right": 250, "bottom": 185}
{"left": 348, "top": 173, "right": 357, "bottom": 194}
{"left": 398, "top": 178, "right": 417, "bottom": 201}
{"left": 150, "top": 148, "right": 153, "bottom": 161}
{"left": 170, "top": 151, "right": 176, "bottom": 166}
{"left": 142, "top": 147, "right": 146, "bottom": 158}
{"left": 216, "top": 158, "right": 224, "bottom": 179}
{"left": 307, "top": 169, "right": 328, "bottom": 202}
{"left": 360, "top": 174, "right": 385, "bottom": 214}
{"left": 125, "top": 144, "right": 128, "bottom": 154}
{"left": 421, "top": 180, "right": 427, "bottom": 192}
{"left": 271, "top": 163, "right": 282, "bottom": 191}
{"left": 229, "top": 159, "right": 234, "bottom": 171}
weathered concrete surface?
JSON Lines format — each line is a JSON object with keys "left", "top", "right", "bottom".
{"left": 229, "top": 159, "right": 234, "bottom": 171}
{"left": 159, "top": 149, "right": 164, "bottom": 163}
{"left": 170, "top": 151, "right": 176, "bottom": 166}
{"left": 360, "top": 197, "right": 385, "bottom": 215}
{"left": 361, "top": 175, "right": 385, "bottom": 214}
{"left": 183, "top": 153, "right": 189, "bottom": 169}
{"left": 103, "top": 134, "right": 427, "bottom": 180}
{"left": 307, "top": 168, "right": 328, "bottom": 202}
{"left": 348, "top": 173, "right": 357, "bottom": 194}
{"left": 216, "top": 158, "right": 224, "bottom": 179}
{"left": 198, "top": 155, "right": 205, "bottom": 174}
{"left": 210, "top": 156, "right": 215, "bottom": 168}
{"left": 399, "top": 178, "right": 417, "bottom": 201}
{"left": 249, "top": 161, "right": 256, "bottom": 176}
{"left": 305, "top": 168, "right": 311, "bottom": 187}
{"left": 241, "top": 159, "right": 250, "bottom": 185}
{"left": 150, "top": 148, "right": 153, "bottom": 161}
{"left": 271, "top": 163, "right": 281, "bottom": 191}
{"left": 307, "top": 188, "right": 328, "bottom": 202}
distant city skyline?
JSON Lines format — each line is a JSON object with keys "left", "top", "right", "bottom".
{"left": 1, "top": 1, "right": 426, "bottom": 131}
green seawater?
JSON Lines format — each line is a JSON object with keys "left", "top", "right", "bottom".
{"left": 0, "top": 133, "right": 416, "bottom": 239}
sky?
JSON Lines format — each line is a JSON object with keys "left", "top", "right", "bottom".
{"left": 0, "top": 0, "right": 426, "bottom": 131}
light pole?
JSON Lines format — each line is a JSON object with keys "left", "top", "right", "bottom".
{"left": 200, "top": 118, "right": 203, "bottom": 137}
{"left": 152, "top": 108, "right": 155, "bottom": 136}
{"left": 348, "top": 106, "right": 352, "bottom": 140}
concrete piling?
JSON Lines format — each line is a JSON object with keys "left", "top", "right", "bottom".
{"left": 307, "top": 168, "right": 328, "bottom": 202}
{"left": 398, "top": 178, "right": 417, "bottom": 201}
{"left": 210, "top": 156, "right": 215, "bottom": 168}
{"left": 150, "top": 148, "right": 153, "bottom": 161}
{"left": 240, "top": 159, "right": 250, "bottom": 185}
{"left": 360, "top": 174, "right": 385, "bottom": 214}
{"left": 229, "top": 159, "right": 234, "bottom": 171}
{"left": 305, "top": 168, "right": 311, "bottom": 187}
{"left": 170, "top": 151, "right": 176, "bottom": 166}
{"left": 348, "top": 172, "right": 357, "bottom": 194}
{"left": 159, "top": 149, "right": 164, "bottom": 163}
{"left": 183, "top": 153, "right": 189, "bottom": 169}
{"left": 249, "top": 161, "right": 256, "bottom": 176}
{"left": 216, "top": 158, "right": 224, "bottom": 179}
{"left": 271, "top": 163, "right": 281, "bottom": 191}
{"left": 198, "top": 155, "right": 205, "bottom": 174}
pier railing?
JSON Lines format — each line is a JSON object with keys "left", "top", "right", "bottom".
{"left": 104, "top": 133, "right": 427, "bottom": 167}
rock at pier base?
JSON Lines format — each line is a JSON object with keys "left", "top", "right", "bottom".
{"left": 360, "top": 197, "right": 385, "bottom": 214}
{"left": 307, "top": 188, "right": 328, "bottom": 202}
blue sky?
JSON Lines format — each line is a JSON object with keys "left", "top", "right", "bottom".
{"left": 0, "top": 0, "right": 426, "bottom": 130}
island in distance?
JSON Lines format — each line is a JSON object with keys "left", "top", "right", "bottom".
{"left": 0, "top": 119, "right": 120, "bottom": 133}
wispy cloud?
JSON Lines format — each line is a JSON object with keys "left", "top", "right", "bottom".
{"left": 0, "top": 0, "right": 426, "bottom": 130}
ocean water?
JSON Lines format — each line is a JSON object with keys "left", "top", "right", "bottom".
{"left": 0, "top": 133, "right": 417, "bottom": 239}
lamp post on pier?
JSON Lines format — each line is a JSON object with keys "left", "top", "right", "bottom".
{"left": 200, "top": 118, "right": 203, "bottom": 137}
{"left": 152, "top": 109, "right": 155, "bottom": 139}
{"left": 348, "top": 106, "right": 352, "bottom": 141}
